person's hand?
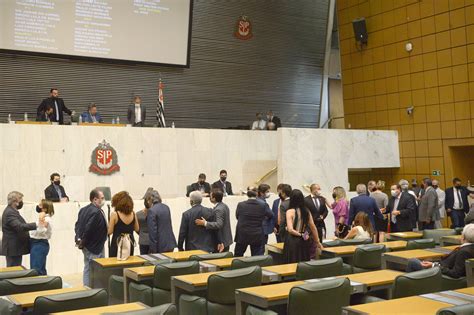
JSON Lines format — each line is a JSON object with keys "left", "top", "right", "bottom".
{"left": 217, "top": 243, "right": 224, "bottom": 253}
{"left": 381, "top": 208, "right": 386, "bottom": 213}
{"left": 421, "top": 261, "right": 433, "bottom": 268}
{"left": 318, "top": 243, "right": 324, "bottom": 250}
{"left": 392, "top": 210, "right": 400, "bottom": 216}
{"left": 195, "top": 217, "right": 206, "bottom": 226}
{"left": 273, "top": 228, "right": 278, "bottom": 234}
{"left": 447, "top": 208, "right": 452, "bottom": 213}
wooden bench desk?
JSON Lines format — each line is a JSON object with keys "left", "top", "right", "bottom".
{"left": 123, "top": 265, "right": 156, "bottom": 303}
{"left": 7, "top": 287, "right": 89, "bottom": 308}
{"left": 465, "top": 259, "right": 474, "bottom": 287}
{"left": 322, "top": 241, "right": 407, "bottom": 258}
{"left": 90, "top": 256, "right": 147, "bottom": 289}
{"left": 171, "top": 271, "right": 221, "bottom": 307}
{"left": 382, "top": 248, "right": 451, "bottom": 269}
{"left": 0, "top": 266, "right": 25, "bottom": 273}
{"left": 440, "top": 235, "right": 462, "bottom": 246}
{"left": 199, "top": 257, "right": 236, "bottom": 272}
{"left": 386, "top": 231, "right": 423, "bottom": 241}
{"left": 261, "top": 263, "right": 298, "bottom": 282}
{"left": 161, "top": 250, "right": 208, "bottom": 261}
{"left": 53, "top": 302, "right": 147, "bottom": 314}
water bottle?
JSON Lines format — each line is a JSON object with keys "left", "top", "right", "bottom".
{"left": 24, "top": 113, "right": 28, "bottom": 121}
{"left": 7, "top": 114, "right": 11, "bottom": 123}
{"left": 112, "top": 118, "right": 116, "bottom": 124}
{"left": 78, "top": 115, "right": 82, "bottom": 124}
{"left": 116, "top": 116, "right": 120, "bottom": 124}
{"left": 171, "top": 122, "right": 175, "bottom": 128}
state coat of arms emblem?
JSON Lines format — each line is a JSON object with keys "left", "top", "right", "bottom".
{"left": 89, "top": 140, "right": 120, "bottom": 175}
{"left": 234, "top": 15, "right": 253, "bottom": 40}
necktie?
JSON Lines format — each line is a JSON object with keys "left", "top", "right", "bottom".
{"left": 313, "top": 197, "right": 320, "bottom": 210}
{"left": 392, "top": 198, "right": 400, "bottom": 224}
{"left": 54, "top": 100, "right": 59, "bottom": 121}
{"left": 457, "top": 189, "right": 463, "bottom": 209}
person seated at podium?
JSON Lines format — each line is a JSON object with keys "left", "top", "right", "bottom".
{"left": 37, "top": 88, "right": 73, "bottom": 125}
{"left": 81, "top": 103, "right": 103, "bottom": 123}
{"left": 36, "top": 104, "right": 53, "bottom": 122}
{"left": 251, "top": 112, "right": 266, "bottom": 130}
{"left": 212, "top": 170, "right": 233, "bottom": 196}
{"left": 187, "top": 173, "right": 211, "bottom": 197}
{"left": 44, "top": 173, "right": 69, "bottom": 203}
{"left": 127, "top": 96, "right": 146, "bottom": 127}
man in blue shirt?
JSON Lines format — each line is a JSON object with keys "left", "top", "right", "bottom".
{"left": 81, "top": 103, "right": 103, "bottom": 123}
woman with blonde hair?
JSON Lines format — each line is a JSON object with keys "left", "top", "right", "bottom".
{"left": 345, "top": 212, "right": 373, "bottom": 240}
{"left": 332, "top": 186, "right": 349, "bottom": 237}
{"left": 109, "top": 191, "right": 139, "bottom": 257}
{"left": 30, "top": 199, "right": 54, "bottom": 275}
{"left": 371, "top": 180, "right": 389, "bottom": 242}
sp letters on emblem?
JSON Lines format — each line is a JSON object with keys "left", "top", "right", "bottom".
{"left": 89, "top": 140, "right": 120, "bottom": 175}
{"left": 234, "top": 15, "right": 253, "bottom": 40}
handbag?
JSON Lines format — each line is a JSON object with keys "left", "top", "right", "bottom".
{"left": 117, "top": 233, "right": 134, "bottom": 261}
{"left": 335, "top": 223, "right": 349, "bottom": 238}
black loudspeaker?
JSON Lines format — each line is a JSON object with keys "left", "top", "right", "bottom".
{"left": 352, "top": 17, "right": 368, "bottom": 45}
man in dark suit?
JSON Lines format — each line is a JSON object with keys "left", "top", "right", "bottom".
{"left": 81, "top": 103, "right": 103, "bottom": 123}
{"left": 187, "top": 173, "right": 211, "bottom": 197}
{"left": 266, "top": 111, "right": 282, "bottom": 130}
{"left": 178, "top": 191, "right": 216, "bottom": 253}
{"left": 388, "top": 184, "right": 417, "bottom": 232}
{"left": 1, "top": 191, "right": 38, "bottom": 266}
{"left": 418, "top": 178, "right": 439, "bottom": 230}
{"left": 74, "top": 189, "right": 107, "bottom": 286}
{"left": 37, "top": 88, "right": 73, "bottom": 125}
{"left": 147, "top": 190, "right": 177, "bottom": 253}
{"left": 445, "top": 177, "right": 470, "bottom": 228}
{"left": 348, "top": 184, "right": 383, "bottom": 229}
{"left": 36, "top": 104, "right": 53, "bottom": 122}
{"left": 257, "top": 184, "right": 273, "bottom": 252}
{"left": 277, "top": 184, "right": 292, "bottom": 242}
{"left": 212, "top": 170, "right": 233, "bottom": 196}
{"left": 304, "top": 184, "right": 329, "bottom": 241}
{"left": 272, "top": 184, "right": 284, "bottom": 242}
{"left": 407, "top": 223, "right": 474, "bottom": 278}
{"left": 44, "top": 173, "right": 69, "bottom": 202}
{"left": 195, "top": 189, "right": 233, "bottom": 252}
{"left": 234, "top": 187, "right": 273, "bottom": 256}
{"left": 127, "top": 96, "right": 146, "bottom": 127}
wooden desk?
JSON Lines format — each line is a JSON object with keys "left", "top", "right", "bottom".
{"left": 7, "top": 287, "right": 89, "bottom": 308}
{"left": 53, "top": 302, "right": 147, "bottom": 314}
{"left": 386, "top": 231, "right": 423, "bottom": 241}
{"left": 90, "top": 256, "right": 147, "bottom": 289}
{"left": 265, "top": 243, "right": 284, "bottom": 255}
{"left": 123, "top": 265, "right": 155, "bottom": 303}
{"left": 262, "top": 263, "right": 298, "bottom": 282}
{"left": 465, "top": 259, "right": 474, "bottom": 287}
{"left": 440, "top": 235, "right": 462, "bottom": 246}
{"left": 171, "top": 271, "right": 221, "bottom": 310}
{"left": 0, "top": 266, "right": 25, "bottom": 273}
{"left": 382, "top": 248, "right": 449, "bottom": 269}
{"left": 14, "top": 121, "right": 51, "bottom": 125}
{"left": 78, "top": 123, "right": 127, "bottom": 127}
{"left": 343, "top": 295, "right": 453, "bottom": 315}
{"left": 200, "top": 257, "right": 236, "bottom": 272}
{"left": 161, "top": 250, "right": 208, "bottom": 261}
{"left": 322, "top": 241, "right": 407, "bottom": 258}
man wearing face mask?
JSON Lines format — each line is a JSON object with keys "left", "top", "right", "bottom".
{"left": 45, "top": 173, "right": 69, "bottom": 203}
{"left": 257, "top": 184, "right": 274, "bottom": 252}
{"left": 187, "top": 173, "right": 211, "bottom": 197}
{"left": 1, "top": 191, "right": 38, "bottom": 267}
{"left": 432, "top": 180, "right": 446, "bottom": 229}
{"left": 399, "top": 179, "right": 419, "bottom": 229}
{"left": 37, "top": 88, "right": 73, "bottom": 125}
{"left": 212, "top": 170, "right": 233, "bottom": 196}
{"left": 277, "top": 184, "right": 292, "bottom": 242}
{"left": 445, "top": 178, "right": 470, "bottom": 228}
{"left": 418, "top": 178, "right": 439, "bottom": 230}
{"left": 74, "top": 189, "right": 107, "bottom": 286}
{"left": 387, "top": 184, "right": 417, "bottom": 232}
{"left": 304, "top": 184, "right": 329, "bottom": 242}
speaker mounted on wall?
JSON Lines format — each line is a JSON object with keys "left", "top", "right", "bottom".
{"left": 352, "top": 17, "right": 368, "bottom": 49}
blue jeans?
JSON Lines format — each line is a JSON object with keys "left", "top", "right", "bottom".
{"left": 450, "top": 210, "right": 465, "bottom": 229}
{"left": 30, "top": 239, "right": 50, "bottom": 275}
{"left": 82, "top": 248, "right": 104, "bottom": 287}
{"left": 407, "top": 258, "right": 424, "bottom": 272}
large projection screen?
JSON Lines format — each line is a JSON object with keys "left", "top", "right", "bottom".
{"left": 0, "top": 0, "right": 192, "bottom": 66}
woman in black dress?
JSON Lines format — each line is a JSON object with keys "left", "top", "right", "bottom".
{"left": 283, "top": 189, "right": 323, "bottom": 263}
{"left": 108, "top": 191, "right": 139, "bottom": 257}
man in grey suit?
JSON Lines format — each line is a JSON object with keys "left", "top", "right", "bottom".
{"left": 178, "top": 191, "right": 216, "bottom": 253}
{"left": 418, "top": 178, "right": 439, "bottom": 230}
{"left": 127, "top": 96, "right": 146, "bottom": 127}
{"left": 1, "top": 191, "right": 38, "bottom": 266}
{"left": 147, "top": 190, "right": 177, "bottom": 253}
{"left": 195, "top": 188, "right": 233, "bottom": 252}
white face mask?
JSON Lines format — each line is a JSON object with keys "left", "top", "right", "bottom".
{"left": 265, "top": 192, "right": 271, "bottom": 199}
{"left": 391, "top": 190, "right": 398, "bottom": 197}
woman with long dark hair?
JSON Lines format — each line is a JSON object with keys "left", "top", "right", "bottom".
{"left": 283, "top": 189, "right": 323, "bottom": 263}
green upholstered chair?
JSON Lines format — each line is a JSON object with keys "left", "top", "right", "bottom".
{"left": 295, "top": 257, "right": 343, "bottom": 280}
{"left": 339, "top": 238, "right": 372, "bottom": 246}
{"left": 0, "top": 269, "right": 38, "bottom": 281}
{"left": 351, "top": 244, "right": 386, "bottom": 273}
{"left": 454, "top": 227, "right": 464, "bottom": 235}
{"left": 33, "top": 288, "right": 108, "bottom": 315}
{"left": 441, "top": 275, "right": 467, "bottom": 291}
{"left": 188, "top": 252, "right": 233, "bottom": 261}
{"left": 230, "top": 255, "right": 273, "bottom": 270}
{"left": 246, "top": 306, "right": 276, "bottom": 315}
{"left": 406, "top": 238, "right": 436, "bottom": 250}
{"left": 129, "top": 261, "right": 200, "bottom": 306}
{"left": 392, "top": 267, "right": 442, "bottom": 299}
{"left": 0, "top": 276, "right": 62, "bottom": 295}
{"left": 103, "top": 303, "right": 178, "bottom": 315}
{"left": 423, "top": 229, "right": 456, "bottom": 245}
{"left": 179, "top": 266, "right": 262, "bottom": 315}
{"left": 321, "top": 239, "right": 343, "bottom": 247}
{"left": 436, "top": 304, "right": 474, "bottom": 315}
{"left": 0, "top": 296, "right": 21, "bottom": 315}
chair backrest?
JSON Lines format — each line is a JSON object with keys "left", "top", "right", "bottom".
{"left": 423, "top": 229, "right": 456, "bottom": 245}
{"left": 322, "top": 240, "right": 343, "bottom": 247}
{"left": 96, "top": 187, "right": 112, "bottom": 201}
{"left": 207, "top": 266, "right": 262, "bottom": 304}
{"left": 188, "top": 252, "right": 233, "bottom": 261}
{"left": 454, "top": 227, "right": 464, "bottom": 235}
{"left": 353, "top": 244, "right": 386, "bottom": 270}
{"left": 0, "top": 269, "right": 38, "bottom": 281}
{"left": 406, "top": 238, "right": 436, "bottom": 250}
{"left": 153, "top": 261, "right": 200, "bottom": 290}
{"left": 296, "top": 258, "right": 343, "bottom": 280}
{"left": 0, "top": 276, "right": 62, "bottom": 295}
{"left": 103, "top": 303, "right": 178, "bottom": 315}
{"left": 436, "top": 303, "right": 474, "bottom": 315}
{"left": 288, "top": 278, "right": 351, "bottom": 315}
{"left": 392, "top": 267, "right": 442, "bottom": 298}
{"left": 33, "top": 288, "right": 108, "bottom": 315}
{"left": 339, "top": 238, "right": 372, "bottom": 246}
{"left": 230, "top": 255, "right": 273, "bottom": 270}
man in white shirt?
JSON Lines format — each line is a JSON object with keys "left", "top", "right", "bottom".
{"left": 445, "top": 178, "right": 469, "bottom": 228}
{"left": 432, "top": 179, "right": 446, "bottom": 228}
{"left": 251, "top": 113, "right": 266, "bottom": 130}
{"left": 127, "top": 96, "right": 146, "bottom": 127}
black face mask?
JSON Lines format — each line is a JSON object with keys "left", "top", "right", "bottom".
{"left": 332, "top": 193, "right": 337, "bottom": 199}
{"left": 198, "top": 181, "right": 205, "bottom": 185}
{"left": 17, "top": 201, "right": 24, "bottom": 210}
{"left": 412, "top": 184, "right": 417, "bottom": 187}
{"left": 455, "top": 185, "right": 461, "bottom": 189}
{"left": 433, "top": 185, "right": 438, "bottom": 190}
{"left": 279, "top": 193, "right": 284, "bottom": 200}
{"left": 54, "top": 180, "right": 60, "bottom": 185}
{"left": 220, "top": 177, "right": 226, "bottom": 182}
{"left": 36, "top": 205, "right": 42, "bottom": 213}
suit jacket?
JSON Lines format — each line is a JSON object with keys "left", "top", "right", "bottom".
{"left": 348, "top": 194, "right": 383, "bottom": 229}
{"left": 37, "top": 97, "right": 71, "bottom": 125}
{"left": 278, "top": 199, "right": 291, "bottom": 242}
{"left": 74, "top": 204, "right": 107, "bottom": 255}
{"left": 81, "top": 112, "right": 103, "bottom": 123}
{"left": 304, "top": 195, "right": 328, "bottom": 229}
{"left": 127, "top": 104, "right": 146, "bottom": 126}
{"left": 440, "top": 244, "right": 474, "bottom": 278}
{"left": 205, "top": 202, "right": 233, "bottom": 248}
{"left": 445, "top": 186, "right": 470, "bottom": 212}
{"left": 186, "top": 182, "right": 211, "bottom": 197}
{"left": 36, "top": 111, "right": 50, "bottom": 122}
{"left": 178, "top": 205, "right": 216, "bottom": 252}
{"left": 268, "top": 116, "right": 282, "bottom": 129}
{"left": 44, "top": 184, "right": 69, "bottom": 202}
{"left": 387, "top": 192, "right": 417, "bottom": 232}
{"left": 258, "top": 197, "right": 274, "bottom": 235}
{"left": 147, "top": 202, "right": 177, "bottom": 253}
{"left": 1, "top": 206, "right": 36, "bottom": 256}
{"left": 418, "top": 187, "right": 439, "bottom": 222}
{"left": 235, "top": 198, "right": 273, "bottom": 245}
{"left": 271, "top": 199, "right": 280, "bottom": 229}
{"left": 212, "top": 180, "right": 233, "bottom": 196}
